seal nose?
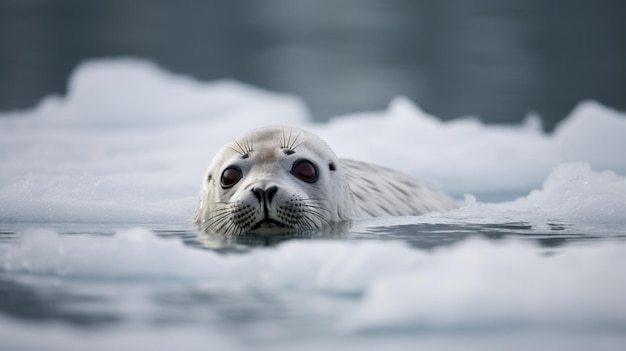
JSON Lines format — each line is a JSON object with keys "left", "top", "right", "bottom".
{"left": 251, "top": 185, "right": 278, "bottom": 204}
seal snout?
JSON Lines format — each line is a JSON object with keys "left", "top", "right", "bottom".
{"left": 250, "top": 185, "right": 286, "bottom": 233}
{"left": 252, "top": 185, "right": 278, "bottom": 219}
{"left": 250, "top": 185, "right": 286, "bottom": 232}
{"left": 251, "top": 185, "right": 278, "bottom": 204}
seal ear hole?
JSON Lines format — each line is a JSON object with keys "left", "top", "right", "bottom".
{"left": 207, "top": 174, "right": 213, "bottom": 182}
{"left": 329, "top": 162, "right": 336, "bottom": 171}
{"left": 221, "top": 166, "right": 243, "bottom": 189}
{"left": 291, "top": 159, "right": 319, "bottom": 183}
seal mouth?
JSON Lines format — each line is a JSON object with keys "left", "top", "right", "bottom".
{"left": 250, "top": 218, "right": 291, "bottom": 234}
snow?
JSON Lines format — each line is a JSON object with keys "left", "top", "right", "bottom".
{"left": 1, "top": 58, "right": 625, "bottom": 224}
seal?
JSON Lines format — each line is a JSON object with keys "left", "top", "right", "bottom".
{"left": 194, "top": 126, "right": 457, "bottom": 235}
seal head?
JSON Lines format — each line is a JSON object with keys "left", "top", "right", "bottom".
{"left": 194, "top": 127, "right": 357, "bottom": 235}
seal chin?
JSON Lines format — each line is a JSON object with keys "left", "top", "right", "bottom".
{"left": 250, "top": 218, "right": 291, "bottom": 235}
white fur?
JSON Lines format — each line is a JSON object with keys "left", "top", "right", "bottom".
{"left": 194, "top": 126, "right": 456, "bottom": 235}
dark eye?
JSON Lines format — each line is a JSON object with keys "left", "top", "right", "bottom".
{"left": 221, "top": 167, "right": 242, "bottom": 188}
{"left": 291, "top": 159, "right": 318, "bottom": 183}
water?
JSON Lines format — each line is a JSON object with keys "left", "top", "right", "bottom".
{"left": 1, "top": 0, "right": 626, "bottom": 130}
{"left": 1, "top": 59, "right": 625, "bottom": 350}
{"left": 1, "top": 220, "right": 626, "bottom": 350}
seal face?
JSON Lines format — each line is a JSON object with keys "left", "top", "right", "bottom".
{"left": 194, "top": 126, "right": 457, "bottom": 235}
{"left": 194, "top": 127, "right": 357, "bottom": 235}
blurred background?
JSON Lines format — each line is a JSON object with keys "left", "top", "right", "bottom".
{"left": 1, "top": 0, "right": 625, "bottom": 131}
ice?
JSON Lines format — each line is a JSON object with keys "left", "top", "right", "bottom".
{"left": 1, "top": 229, "right": 626, "bottom": 350}
{"left": 2, "top": 229, "right": 626, "bottom": 321}
{"left": 5, "top": 59, "right": 310, "bottom": 129}
{"left": 1, "top": 228, "right": 426, "bottom": 295}
{"left": 1, "top": 58, "right": 626, "bottom": 223}
{"left": 415, "top": 162, "right": 626, "bottom": 228}
{"left": 314, "top": 97, "right": 557, "bottom": 198}
{"left": 349, "top": 239, "right": 626, "bottom": 332}
{"left": 315, "top": 97, "right": 626, "bottom": 200}
{"left": 554, "top": 101, "right": 626, "bottom": 171}
{"left": 508, "top": 162, "right": 626, "bottom": 223}
{"left": 0, "top": 59, "right": 310, "bottom": 223}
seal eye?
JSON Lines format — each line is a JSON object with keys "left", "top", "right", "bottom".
{"left": 291, "top": 159, "right": 318, "bottom": 183}
{"left": 221, "top": 167, "right": 242, "bottom": 188}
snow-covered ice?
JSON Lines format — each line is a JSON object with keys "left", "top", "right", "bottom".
{"left": 1, "top": 58, "right": 625, "bottom": 224}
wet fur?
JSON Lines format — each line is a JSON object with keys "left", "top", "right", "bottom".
{"left": 195, "top": 127, "right": 457, "bottom": 235}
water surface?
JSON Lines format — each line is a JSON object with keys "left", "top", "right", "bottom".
{"left": 2, "top": 219, "right": 625, "bottom": 350}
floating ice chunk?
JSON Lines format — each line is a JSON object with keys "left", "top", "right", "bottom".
{"left": 347, "top": 239, "right": 626, "bottom": 332}
{"left": 2, "top": 228, "right": 626, "bottom": 334}
{"left": 1, "top": 58, "right": 626, "bottom": 222}
{"left": 554, "top": 101, "right": 626, "bottom": 174}
{"left": 509, "top": 162, "right": 626, "bottom": 223}
{"left": 0, "top": 228, "right": 421, "bottom": 293}
{"left": 315, "top": 96, "right": 558, "bottom": 198}
{"left": 2, "top": 58, "right": 310, "bottom": 129}
{"left": 414, "top": 162, "right": 626, "bottom": 228}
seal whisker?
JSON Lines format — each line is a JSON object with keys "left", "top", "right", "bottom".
{"left": 227, "top": 146, "right": 242, "bottom": 156}
{"left": 206, "top": 206, "right": 234, "bottom": 215}
{"left": 305, "top": 215, "right": 321, "bottom": 230}
{"left": 203, "top": 203, "right": 236, "bottom": 231}
{"left": 301, "top": 197, "right": 330, "bottom": 204}
{"left": 224, "top": 221, "right": 239, "bottom": 236}
{"left": 291, "top": 140, "right": 306, "bottom": 152}
{"left": 285, "top": 129, "right": 299, "bottom": 151}
{"left": 231, "top": 138, "right": 246, "bottom": 157}
{"left": 207, "top": 211, "right": 231, "bottom": 223}
{"left": 298, "top": 218, "right": 312, "bottom": 231}
{"left": 231, "top": 135, "right": 255, "bottom": 157}
{"left": 299, "top": 201, "right": 332, "bottom": 215}
{"left": 305, "top": 211, "right": 327, "bottom": 229}
{"left": 206, "top": 216, "right": 230, "bottom": 233}
{"left": 306, "top": 209, "right": 331, "bottom": 227}
{"left": 280, "top": 129, "right": 290, "bottom": 150}
{"left": 245, "top": 135, "right": 254, "bottom": 154}
{"left": 293, "top": 202, "right": 330, "bottom": 229}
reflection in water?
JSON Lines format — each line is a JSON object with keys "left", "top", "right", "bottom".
{"left": 1, "top": 220, "right": 620, "bottom": 253}
{"left": 348, "top": 221, "right": 593, "bottom": 250}
{"left": 191, "top": 219, "right": 615, "bottom": 251}
{"left": 1, "top": 0, "right": 625, "bottom": 130}
{"left": 195, "top": 224, "right": 351, "bottom": 250}
{"left": 1, "top": 222, "right": 625, "bottom": 338}
{"left": 0, "top": 278, "right": 122, "bottom": 327}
